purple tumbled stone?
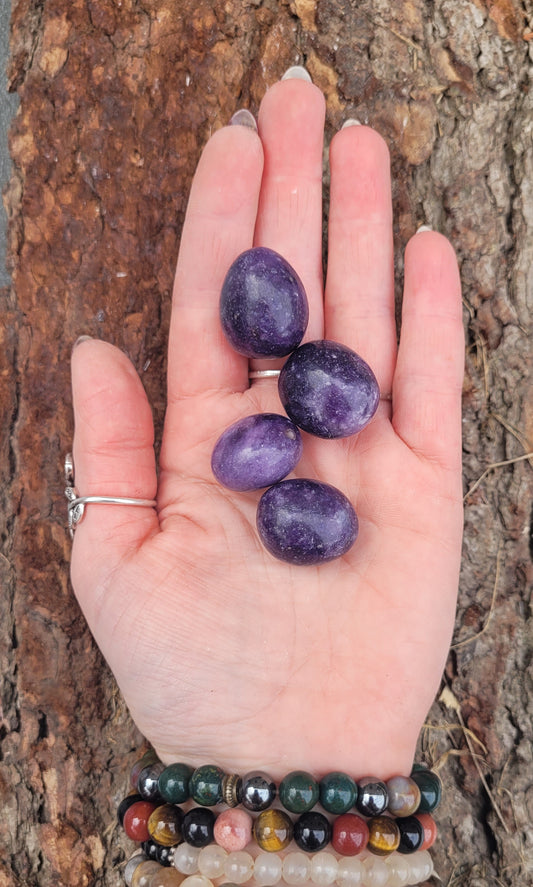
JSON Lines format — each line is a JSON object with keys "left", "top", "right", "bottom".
{"left": 256, "top": 479, "right": 358, "bottom": 565}
{"left": 278, "top": 340, "right": 380, "bottom": 438}
{"left": 220, "top": 247, "right": 309, "bottom": 358}
{"left": 211, "top": 413, "right": 303, "bottom": 491}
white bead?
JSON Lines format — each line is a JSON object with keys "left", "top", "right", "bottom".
{"left": 417, "top": 850, "right": 434, "bottom": 881}
{"left": 362, "top": 856, "right": 389, "bottom": 887}
{"left": 385, "top": 853, "right": 410, "bottom": 887}
{"left": 224, "top": 850, "right": 255, "bottom": 884}
{"left": 180, "top": 877, "right": 213, "bottom": 887}
{"left": 198, "top": 844, "right": 228, "bottom": 879}
{"left": 173, "top": 843, "right": 201, "bottom": 874}
{"left": 254, "top": 852, "right": 283, "bottom": 886}
{"left": 407, "top": 850, "right": 433, "bottom": 884}
{"left": 336, "top": 857, "right": 365, "bottom": 886}
{"left": 283, "top": 851, "right": 312, "bottom": 885}
{"left": 311, "top": 852, "right": 339, "bottom": 886}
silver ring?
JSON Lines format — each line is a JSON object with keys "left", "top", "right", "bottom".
{"left": 64, "top": 453, "right": 156, "bottom": 537}
{"left": 249, "top": 369, "right": 281, "bottom": 380}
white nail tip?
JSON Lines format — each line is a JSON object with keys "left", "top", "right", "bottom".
{"left": 281, "top": 66, "right": 312, "bottom": 83}
{"left": 416, "top": 225, "right": 433, "bottom": 234}
{"left": 229, "top": 109, "right": 258, "bottom": 131}
{"left": 342, "top": 118, "right": 362, "bottom": 128}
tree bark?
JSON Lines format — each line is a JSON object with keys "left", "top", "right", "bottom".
{"left": 1, "top": 0, "right": 532, "bottom": 883}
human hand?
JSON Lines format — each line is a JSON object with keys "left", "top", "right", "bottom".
{"left": 70, "top": 73, "right": 464, "bottom": 780}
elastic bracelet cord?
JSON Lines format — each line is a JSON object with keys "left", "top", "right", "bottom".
{"left": 118, "top": 752, "right": 442, "bottom": 886}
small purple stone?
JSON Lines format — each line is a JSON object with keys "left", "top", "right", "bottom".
{"left": 256, "top": 479, "right": 358, "bottom": 565}
{"left": 278, "top": 340, "right": 380, "bottom": 438}
{"left": 211, "top": 413, "right": 303, "bottom": 491}
{"left": 220, "top": 247, "right": 309, "bottom": 358}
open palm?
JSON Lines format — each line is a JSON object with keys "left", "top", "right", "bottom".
{"left": 70, "top": 76, "right": 463, "bottom": 781}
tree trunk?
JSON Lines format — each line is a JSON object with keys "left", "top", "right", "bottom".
{"left": 1, "top": 0, "right": 532, "bottom": 884}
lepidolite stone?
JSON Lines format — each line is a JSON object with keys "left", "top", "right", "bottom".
{"left": 220, "top": 247, "right": 309, "bottom": 358}
{"left": 256, "top": 479, "right": 358, "bottom": 565}
{"left": 211, "top": 413, "right": 303, "bottom": 491}
{"left": 278, "top": 340, "right": 380, "bottom": 438}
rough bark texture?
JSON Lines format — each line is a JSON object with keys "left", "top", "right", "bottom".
{"left": 1, "top": 0, "right": 532, "bottom": 884}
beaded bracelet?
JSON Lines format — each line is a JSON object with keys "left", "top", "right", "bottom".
{"left": 123, "top": 844, "right": 435, "bottom": 887}
{"left": 129, "top": 751, "right": 442, "bottom": 818}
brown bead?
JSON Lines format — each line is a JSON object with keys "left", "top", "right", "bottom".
{"left": 147, "top": 803, "right": 183, "bottom": 846}
{"left": 149, "top": 869, "right": 186, "bottom": 887}
{"left": 367, "top": 816, "right": 400, "bottom": 856}
{"left": 253, "top": 808, "right": 293, "bottom": 852}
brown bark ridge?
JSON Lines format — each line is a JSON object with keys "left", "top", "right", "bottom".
{"left": 2, "top": 0, "right": 532, "bottom": 884}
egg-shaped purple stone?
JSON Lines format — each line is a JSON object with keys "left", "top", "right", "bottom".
{"left": 278, "top": 340, "right": 380, "bottom": 438}
{"left": 211, "top": 413, "right": 303, "bottom": 491}
{"left": 256, "top": 479, "right": 358, "bottom": 565}
{"left": 220, "top": 247, "right": 309, "bottom": 358}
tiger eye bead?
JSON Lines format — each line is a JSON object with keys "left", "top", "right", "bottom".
{"left": 279, "top": 770, "right": 319, "bottom": 813}
{"left": 253, "top": 809, "right": 293, "bottom": 852}
{"left": 148, "top": 804, "right": 184, "bottom": 847}
{"left": 319, "top": 772, "right": 358, "bottom": 814}
{"left": 367, "top": 816, "right": 400, "bottom": 856}
{"left": 159, "top": 763, "right": 194, "bottom": 805}
{"left": 385, "top": 776, "right": 421, "bottom": 817}
{"left": 396, "top": 816, "right": 424, "bottom": 854}
{"left": 190, "top": 765, "right": 226, "bottom": 806}
{"left": 355, "top": 778, "right": 388, "bottom": 817}
{"left": 410, "top": 768, "right": 442, "bottom": 813}
{"left": 241, "top": 771, "right": 276, "bottom": 811}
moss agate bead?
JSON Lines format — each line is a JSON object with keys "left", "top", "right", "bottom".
{"left": 241, "top": 771, "right": 276, "bottom": 811}
{"left": 254, "top": 809, "right": 293, "bottom": 852}
{"left": 293, "top": 811, "right": 332, "bottom": 852}
{"left": 159, "top": 762, "right": 194, "bottom": 804}
{"left": 355, "top": 778, "right": 388, "bottom": 817}
{"left": 385, "top": 776, "right": 421, "bottom": 817}
{"left": 319, "top": 772, "right": 358, "bottom": 814}
{"left": 148, "top": 804, "right": 184, "bottom": 847}
{"left": 410, "top": 768, "right": 442, "bottom": 813}
{"left": 396, "top": 816, "right": 424, "bottom": 854}
{"left": 279, "top": 770, "right": 319, "bottom": 813}
{"left": 367, "top": 816, "right": 400, "bottom": 856}
{"left": 190, "top": 765, "right": 226, "bottom": 806}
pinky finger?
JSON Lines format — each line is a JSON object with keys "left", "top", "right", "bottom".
{"left": 392, "top": 230, "right": 464, "bottom": 471}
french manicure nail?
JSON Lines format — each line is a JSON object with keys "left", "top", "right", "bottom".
{"left": 416, "top": 225, "right": 433, "bottom": 234}
{"left": 342, "top": 118, "right": 362, "bottom": 129}
{"left": 229, "top": 109, "right": 258, "bottom": 131}
{"left": 281, "top": 65, "right": 312, "bottom": 83}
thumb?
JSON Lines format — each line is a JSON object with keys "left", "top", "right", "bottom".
{"left": 70, "top": 337, "right": 159, "bottom": 593}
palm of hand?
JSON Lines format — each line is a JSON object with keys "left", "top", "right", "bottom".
{"left": 70, "top": 78, "right": 463, "bottom": 779}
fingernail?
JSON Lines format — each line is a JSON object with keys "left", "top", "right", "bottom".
{"left": 73, "top": 335, "right": 93, "bottom": 350}
{"left": 229, "top": 109, "right": 258, "bottom": 131}
{"left": 416, "top": 225, "right": 433, "bottom": 234}
{"left": 342, "top": 118, "right": 362, "bottom": 129}
{"left": 281, "top": 65, "right": 312, "bottom": 83}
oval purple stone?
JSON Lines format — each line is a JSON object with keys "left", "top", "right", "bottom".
{"left": 256, "top": 479, "right": 358, "bottom": 565}
{"left": 212, "top": 413, "right": 303, "bottom": 491}
{"left": 220, "top": 247, "right": 309, "bottom": 358}
{"left": 278, "top": 340, "right": 380, "bottom": 438}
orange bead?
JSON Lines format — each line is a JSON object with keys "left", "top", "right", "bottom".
{"left": 415, "top": 812, "right": 437, "bottom": 850}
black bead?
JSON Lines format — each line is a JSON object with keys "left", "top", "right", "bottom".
{"left": 241, "top": 771, "right": 277, "bottom": 811}
{"left": 397, "top": 816, "right": 424, "bottom": 853}
{"left": 137, "top": 762, "right": 166, "bottom": 801}
{"left": 182, "top": 807, "right": 216, "bottom": 847}
{"left": 141, "top": 840, "right": 159, "bottom": 861}
{"left": 117, "top": 793, "right": 143, "bottom": 825}
{"left": 293, "top": 811, "right": 332, "bottom": 852}
{"left": 156, "top": 844, "right": 175, "bottom": 866}
{"left": 355, "top": 778, "right": 389, "bottom": 816}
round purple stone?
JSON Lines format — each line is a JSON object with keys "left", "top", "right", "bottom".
{"left": 220, "top": 247, "right": 309, "bottom": 358}
{"left": 256, "top": 479, "right": 358, "bottom": 565}
{"left": 211, "top": 413, "right": 303, "bottom": 491}
{"left": 278, "top": 340, "right": 380, "bottom": 438}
